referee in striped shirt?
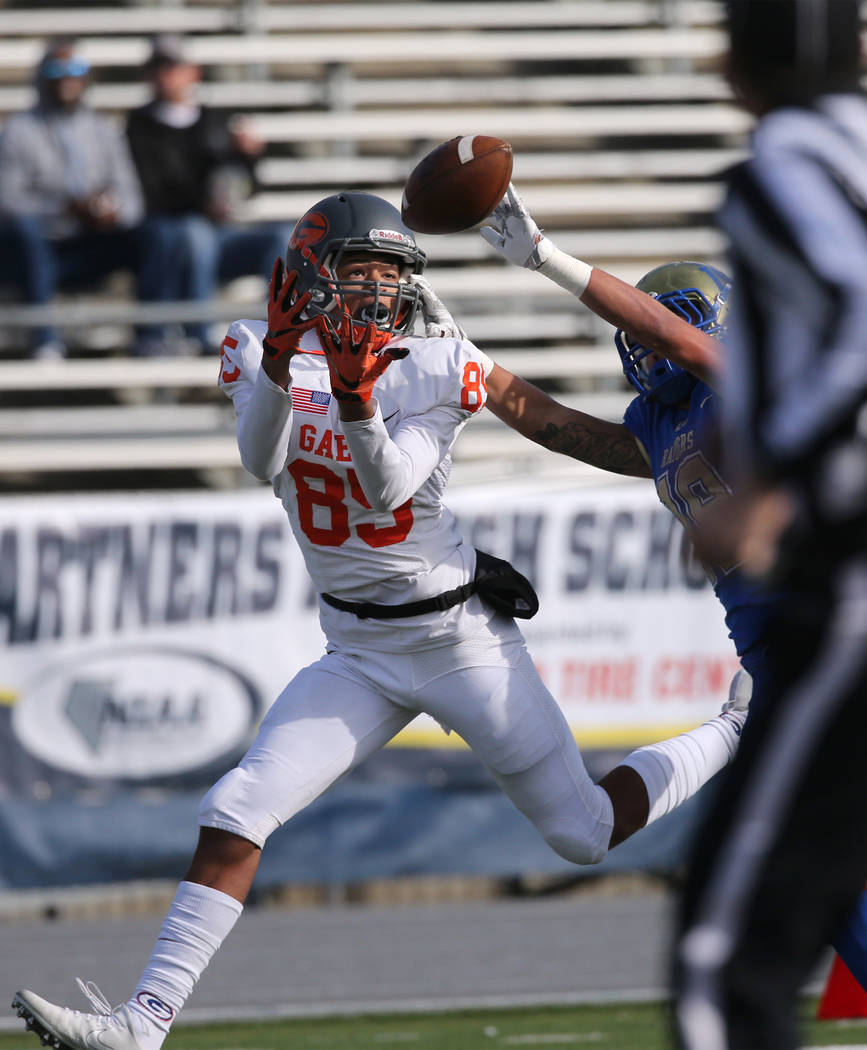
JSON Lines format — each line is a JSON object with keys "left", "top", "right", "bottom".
{"left": 674, "top": 1, "right": 867, "bottom": 1047}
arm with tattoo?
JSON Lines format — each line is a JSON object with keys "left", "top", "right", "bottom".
{"left": 485, "top": 363, "right": 653, "bottom": 479}
{"left": 531, "top": 417, "right": 651, "bottom": 476}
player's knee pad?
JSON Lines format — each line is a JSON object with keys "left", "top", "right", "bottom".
{"left": 198, "top": 766, "right": 280, "bottom": 847}
{"left": 540, "top": 817, "right": 610, "bottom": 866}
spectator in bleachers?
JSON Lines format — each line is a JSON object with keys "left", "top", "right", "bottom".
{"left": 128, "top": 34, "right": 292, "bottom": 356}
{"left": 0, "top": 38, "right": 144, "bottom": 360}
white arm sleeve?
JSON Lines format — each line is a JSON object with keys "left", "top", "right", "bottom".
{"left": 218, "top": 321, "right": 294, "bottom": 482}
{"left": 235, "top": 367, "right": 294, "bottom": 481}
{"left": 342, "top": 401, "right": 467, "bottom": 512}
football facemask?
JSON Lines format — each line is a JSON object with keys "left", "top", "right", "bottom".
{"left": 284, "top": 192, "right": 427, "bottom": 350}
{"left": 615, "top": 261, "right": 731, "bottom": 406}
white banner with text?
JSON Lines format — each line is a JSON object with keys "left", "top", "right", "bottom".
{"left": 0, "top": 481, "right": 738, "bottom": 790}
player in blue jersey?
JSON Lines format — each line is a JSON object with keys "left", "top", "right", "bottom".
{"left": 467, "top": 182, "right": 867, "bottom": 993}
{"left": 613, "top": 261, "right": 777, "bottom": 689}
{"left": 458, "top": 187, "right": 774, "bottom": 689}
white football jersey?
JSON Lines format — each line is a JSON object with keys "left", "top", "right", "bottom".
{"left": 218, "top": 319, "right": 497, "bottom": 651}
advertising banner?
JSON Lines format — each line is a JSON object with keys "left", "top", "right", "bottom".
{"left": 0, "top": 481, "right": 738, "bottom": 796}
{"left": 453, "top": 479, "right": 739, "bottom": 748}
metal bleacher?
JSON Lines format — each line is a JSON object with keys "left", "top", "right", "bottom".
{"left": 0, "top": 0, "right": 748, "bottom": 491}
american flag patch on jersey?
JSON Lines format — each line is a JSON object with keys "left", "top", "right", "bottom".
{"left": 291, "top": 387, "right": 332, "bottom": 415}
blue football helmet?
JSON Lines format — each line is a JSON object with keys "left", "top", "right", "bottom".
{"left": 614, "top": 261, "right": 731, "bottom": 405}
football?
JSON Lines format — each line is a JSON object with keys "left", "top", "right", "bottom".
{"left": 401, "top": 135, "right": 513, "bottom": 235}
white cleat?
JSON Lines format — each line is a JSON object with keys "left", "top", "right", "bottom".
{"left": 12, "top": 981, "right": 146, "bottom": 1050}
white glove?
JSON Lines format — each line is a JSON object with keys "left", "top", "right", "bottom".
{"left": 721, "top": 668, "right": 753, "bottom": 715}
{"left": 480, "top": 182, "right": 593, "bottom": 297}
{"left": 479, "top": 182, "right": 554, "bottom": 270}
{"left": 410, "top": 274, "right": 467, "bottom": 340}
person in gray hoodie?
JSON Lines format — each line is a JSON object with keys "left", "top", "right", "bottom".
{"left": 0, "top": 37, "right": 143, "bottom": 359}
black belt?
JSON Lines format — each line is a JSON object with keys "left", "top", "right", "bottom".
{"left": 320, "top": 549, "right": 539, "bottom": 621}
{"left": 320, "top": 580, "right": 477, "bottom": 620}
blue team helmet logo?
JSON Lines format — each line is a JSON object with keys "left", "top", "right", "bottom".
{"left": 136, "top": 992, "right": 175, "bottom": 1022}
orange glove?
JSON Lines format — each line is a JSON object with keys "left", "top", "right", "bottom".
{"left": 262, "top": 258, "right": 319, "bottom": 360}
{"left": 318, "top": 314, "right": 409, "bottom": 403}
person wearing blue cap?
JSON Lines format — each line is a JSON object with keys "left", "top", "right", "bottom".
{"left": 0, "top": 37, "right": 144, "bottom": 360}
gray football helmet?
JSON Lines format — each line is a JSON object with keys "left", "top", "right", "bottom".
{"left": 284, "top": 192, "right": 427, "bottom": 347}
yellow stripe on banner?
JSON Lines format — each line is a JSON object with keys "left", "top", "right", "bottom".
{"left": 388, "top": 723, "right": 702, "bottom": 751}
{"left": 0, "top": 688, "right": 18, "bottom": 706}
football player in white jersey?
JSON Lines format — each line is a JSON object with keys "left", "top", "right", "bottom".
{"left": 12, "top": 192, "right": 748, "bottom": 1050}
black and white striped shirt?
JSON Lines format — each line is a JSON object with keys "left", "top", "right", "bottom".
{"left": 720, "top": 92, "right": 867, "bottom": 533}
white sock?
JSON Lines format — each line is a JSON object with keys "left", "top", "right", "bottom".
{"left": 620, "top": 710, "right": 746, "bottom": 826}
{"left": 126, "top": 881, "right": 243, "bottom": 1050}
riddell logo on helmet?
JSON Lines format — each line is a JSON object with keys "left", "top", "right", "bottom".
{"left": 290, "top": 212, "right": 329, "bottom": 250}
{"left": 370, "top": 228, "right": 415, "bottom": 248}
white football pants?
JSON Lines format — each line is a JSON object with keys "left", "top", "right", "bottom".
{"left": 199, "top": 616, "right": 614, "bottom": 864}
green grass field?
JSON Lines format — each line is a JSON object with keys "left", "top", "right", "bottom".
{"left": 1, "top": 1002, "right": 866, "bottom": 1050}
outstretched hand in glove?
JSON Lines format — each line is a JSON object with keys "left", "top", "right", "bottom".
{"left": 410, "top": 274, "right": 467, "bottom": 340}
{"left": 262, "top": 257, "right": 320, "bottom": 361}
{"left": 480, "top": 182, "right": 593, "bottom": 297}
{"left": 480, "top": 183, "right": 555, "bottom": 270}
{"left": 319, "top": 313, "right": 409, "bottom": 408}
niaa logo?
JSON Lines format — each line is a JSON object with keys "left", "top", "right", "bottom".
{"left": 13, "top": 647, "right": 261, "bottom": 780}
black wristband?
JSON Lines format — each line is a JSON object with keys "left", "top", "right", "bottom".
{"left": 262, "top": 336, "right": 284, "bottom": 359}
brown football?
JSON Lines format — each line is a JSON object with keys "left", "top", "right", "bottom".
{"left": 401, "top": 135, "right": 513, "bottom": 235}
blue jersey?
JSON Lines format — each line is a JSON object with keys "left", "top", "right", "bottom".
{"left": 623, "top": 380, "right": 776, "bottom": 677}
